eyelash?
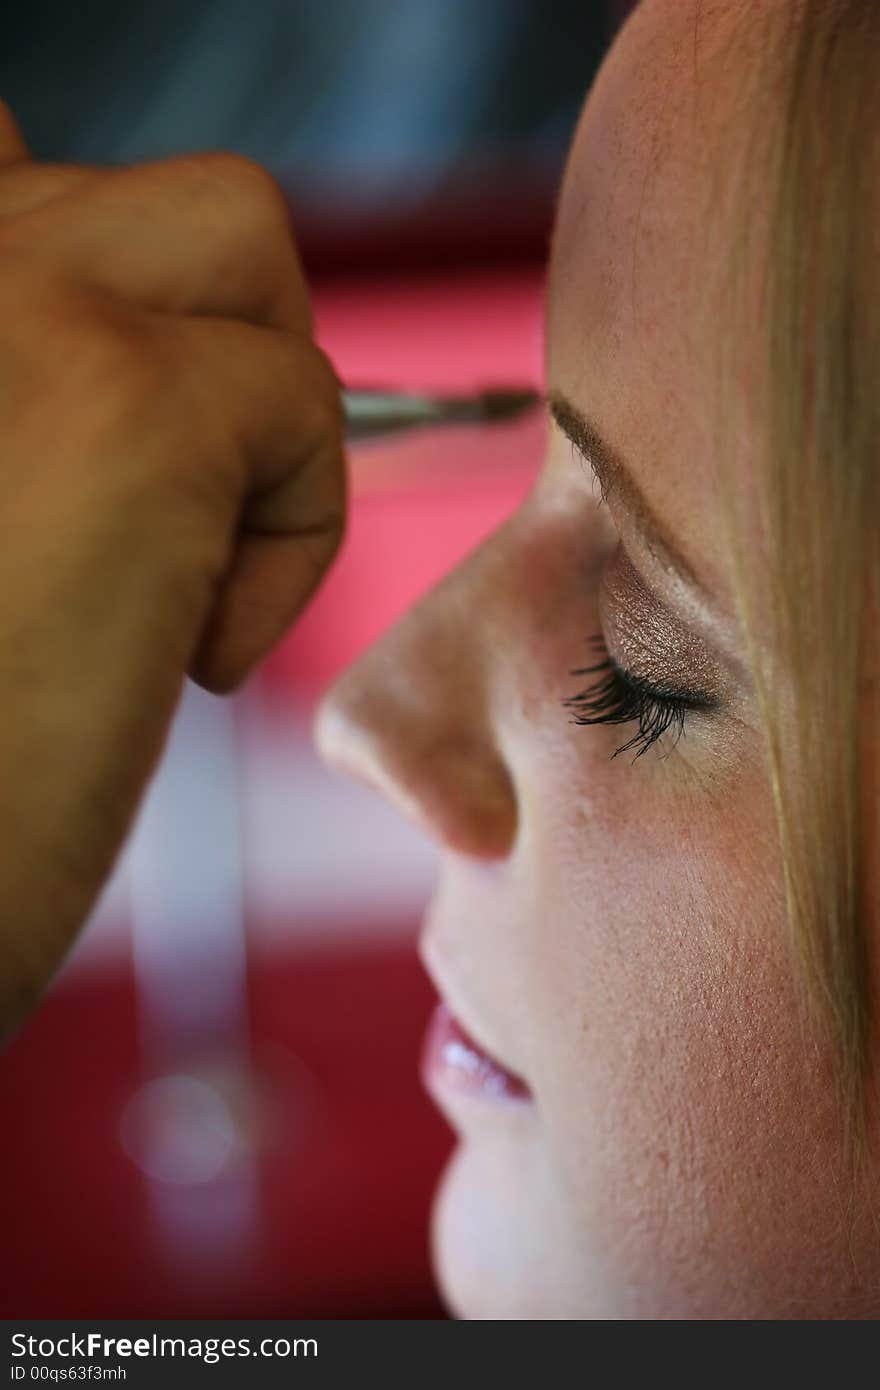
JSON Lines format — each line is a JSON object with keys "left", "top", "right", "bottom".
{"left": 562, "top": 634, "right": 709, "bottom": 761}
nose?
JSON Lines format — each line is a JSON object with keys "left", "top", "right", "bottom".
{"left": 313, "top": 540, "right": 518, "bottom": 860}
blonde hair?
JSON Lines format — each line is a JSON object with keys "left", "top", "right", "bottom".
{"left": 717, "top": 0, "right": 880, "bottom": 1144}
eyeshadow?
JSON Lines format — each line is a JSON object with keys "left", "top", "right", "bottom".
{"left": 599, "top": 545, "right": 723, "bottom": 698}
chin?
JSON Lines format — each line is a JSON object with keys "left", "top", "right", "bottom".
{"left": 430, "top": 1143, "right": 522, "bottom": 1319}
{"left": 429, "top": 1133, "right": 588, "bottom": 1320}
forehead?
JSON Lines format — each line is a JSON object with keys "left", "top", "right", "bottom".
{"left": 546, "top": 0, "right": 769, "bottom": 595}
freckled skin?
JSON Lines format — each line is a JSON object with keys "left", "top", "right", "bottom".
{"left": 315, "top": 0, "right": 880, "bottom": 1318}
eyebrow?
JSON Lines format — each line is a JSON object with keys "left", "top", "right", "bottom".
{"left": 547, "top": 390, "right": 709, "bottom": 601}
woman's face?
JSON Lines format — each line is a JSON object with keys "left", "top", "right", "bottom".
{"left": 316, "top": 0, "right": 875, "bottom": 1318}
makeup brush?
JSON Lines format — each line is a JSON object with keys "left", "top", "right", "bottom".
{"left": 342, "top": 386, "right": 541, "bottom": 440}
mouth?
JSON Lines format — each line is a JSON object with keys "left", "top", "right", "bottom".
{"left": 420, "top": 1000, "right": 533, "bottom": 1108}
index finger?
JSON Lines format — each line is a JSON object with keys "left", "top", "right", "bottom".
{"left": 161, "top": 313, "right": 347, "bottom": 693}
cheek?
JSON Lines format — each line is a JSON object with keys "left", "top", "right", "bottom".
{"left": 471, "top": 470, "right": 864, "bottom": 1313}
{"left": 520, "top": 745, "right": 853, "bottom": 1316}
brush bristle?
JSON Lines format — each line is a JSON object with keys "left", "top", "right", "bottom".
{"left": 477, "top": 388, "right": 542, "bottom": 421}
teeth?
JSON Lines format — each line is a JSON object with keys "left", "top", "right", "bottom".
{"left": 442, "top": 1037, "right": 508, "bottom": 1089}
{"left": 442, "top": 1029, "right": 527, "bottom": 1097}
{"left": 442, "top": 1039, "right": 484, "bottom": 1076}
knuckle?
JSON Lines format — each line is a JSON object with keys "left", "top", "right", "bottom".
{"left": 174, "top": 151, "right": 290, "bottom": 241}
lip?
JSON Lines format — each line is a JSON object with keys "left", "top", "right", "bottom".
{"left": 420, "top": 1001, "right": 533, "bottom": 1107}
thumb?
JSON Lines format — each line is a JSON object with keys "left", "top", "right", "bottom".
{"left": 0, "top": 99, "right": 31, "bottom": 165}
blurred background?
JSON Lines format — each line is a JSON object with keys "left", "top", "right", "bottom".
{"left": 0, "top": 0, "right": 633, "bottom": 1318}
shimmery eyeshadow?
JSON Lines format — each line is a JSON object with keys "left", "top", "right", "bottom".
{"left": 599, "top": 546, "right": 723, "bottom": 698}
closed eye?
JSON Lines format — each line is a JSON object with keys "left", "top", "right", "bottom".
{"left": 563, "top": 633, "right": 717, "bottom": 760}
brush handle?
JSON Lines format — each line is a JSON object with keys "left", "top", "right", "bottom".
{"left": 342, "top": 389, "right": 452, "bottom": 439}
{"left": 341, "top": 386, "right": 539, "bottom": 440}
